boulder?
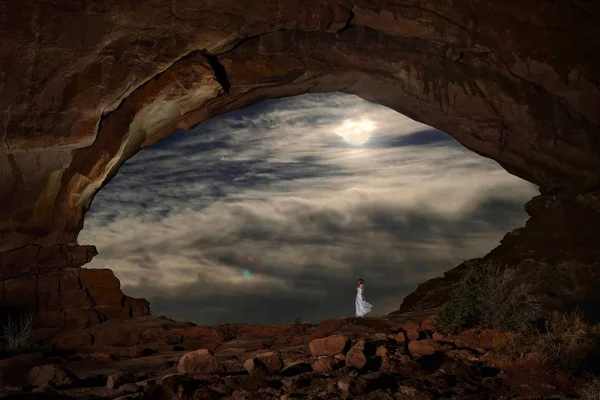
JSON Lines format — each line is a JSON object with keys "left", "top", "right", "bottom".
{"left": 107, "top": 371, "right": 148, "bottom": 389}
{"left": 28, "top": 364, "right": 77, "bottom": 388}
{"left": 408, "top": 340, "right": 449, "bottom": 360}
{"left": 118, "top": 383, "right": 144, "bottom": 394}
{"left": 394, "top": 332, "right": 407, "bottom": 345}
{"left": 243, "top": 351, "right": 283, "bottom": 376}
{"left": 177, "top": 349, "right": 226, "bottom": 376}
{"left": 338, "top": 376, "right": 353, "bottom": 392}
{"left": 312, "top": 356, "right": 343, "bottom": 374}
{"left": 308, "top": 334, "right": 350, "bottom": 356}
{"left": 346, "top": 340, "right": 369, "bottom": 370}
{"left": 400, "top": 322, "right": 421, "bottom": 341}
{"left": 280, "top": 361, "right": 312, "bottom": 377}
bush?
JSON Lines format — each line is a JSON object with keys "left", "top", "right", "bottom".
{"left": 491, "top": 331, "right": 530, "bottom": 359}
{"left": 477, "top": 266, "right": 540, "bottom": 333}
{"left": 536, "top": 310, "right": 600, "bottom": 373}
{"left": 435, "top": 260, "right": 485, "bottom": 333}
{"left": 436, "top": 260, "right": 539, "bottom": 334}
{"left": 0, "top": 314, "right": 33, "bottom": 349}
{"left": 578, "top": 377, "right": 600, "bottom": 400}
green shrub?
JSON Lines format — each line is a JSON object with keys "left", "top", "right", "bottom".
{"left": 536, "top": 310, "right": 600, "bottom": 373}
{"left": 436, "top": 260, "right": 539, "bottom": 334}
{"left": 491, "top": 331, "right": 530, "bottom": 359}
{"left": 578, "top": 376, "right": 600, "bottom": 400}
{"left": 477, "top": 265, "right": 539, "bottom": 333}
{"left": 435, "top": 259, "right": 485, "bottom": 333}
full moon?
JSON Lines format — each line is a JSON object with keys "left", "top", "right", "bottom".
{"left": 334, "top": 118, "right": 376, "bottom": 145}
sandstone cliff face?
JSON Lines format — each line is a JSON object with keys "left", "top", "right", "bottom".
{"left": 0, "top": 1, "right": 599, "bottom": 327}
{"left": 0, "top": 244, "right": 149, "bottom": 328}
{"left": 0, "top": 0, "right": 599, "bottom": 252}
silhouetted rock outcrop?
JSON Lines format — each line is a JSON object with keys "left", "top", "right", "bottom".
{"left": 396, "top": 191, "right": 600, "bottom": 321}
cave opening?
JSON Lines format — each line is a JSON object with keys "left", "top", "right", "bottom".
{"left": 79, "top": 92, "right": 537, "bottom": 325}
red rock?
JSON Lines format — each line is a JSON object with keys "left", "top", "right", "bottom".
{"left": 94, "top": 327, "right": 141, "bottom": 348}
{"left": 309, "top": 334, "right": 350, "bottom": 356}
{"left": 0, "top": 352, "right": 44, "bottom": 368}
{"left": 420, "top": 317, "right": 437, "bottom": 332}
{"left": 0, "top": 248, "right": 149, "bottom": 329}
{"left": 177, "top": 349, "right": 226, "bottom": 376}
{"left": 28, "top": 364, "right": 77, "bottom": 388}
{"left": 3, "top": 275, "right": 37, "bottom": 310}
{"left": 397, "top": 385, "right": 433, "bottom": 399}
{"left": 87, "top": 289, "right": 124, "bottom": 308}
{"left": 124, "top": 297, "right": 151, "bottom": 318}
{"left": 312, "top": 356, "right": 342, "bottom": 373}
{"left": 345, "top": 340, "right": 368, "bottom": 370}
{"left": 243, "top": 358, "right": 267, "bottom": 377}
{"left": 0, "top": 246, "right": 40, "bottom": 279}
{"left": 64, "top": 309, "right": 102, "bottom": 328}
{"left": 50, "top": 330, "right": 93, "bottom": 350}
{"left": 86, "top": 352, "right": 112, "bottom": 362}
{"left": 118, "top": 382, "right": 143, "bottom": 394}
{"left": 373, "top": 333, "right": 390, "bottom": 341}
{"left": 181, "top": 326, "right": 224, "bottom": 343}
{"left": 216, "top": 339, "right": 268, "bottom": 353}
{"left": 37, "top": 245, "right": 97, "bottom": 274}
{"left": 375, "top": 345, "right": 387, "bottom": 357}
{"left": 59, "top": 290, "right": 94, "bottom": 310}
{"left": 394, "top": 332, "right": 407, "bottom": 345}
{"left": 36, "top": 311, "right": 66, "bottom": 328}
{"left": 401, "top": 323, "right": 421, "bottom": 341}
{"left": 59, "top": 269, "right": 84, "bottom": 291}
{"left": 79, "top": 268, "right": 121, "bottom": 289}
{"left": 95, "top": 306, "right": 132, "bottom": 320}
{"left": 243, "top": 351, "right": 283, "bottom": 376}
{"left": 106, "top": 371, "right": 148, "bottom": 389}
{"left": 408, "top": 340, "right": 438, "bottom": 359}
{"left": 37, "top": 272, "right": 61, "bottom": 295}
{"left": 338, "top": 376, "right": 352, "bottom": 393}
{"left": 224, "top": 375, "right": 268, "bottom": 391}
{"left": 279, "top": 362, "right": 311, "bottom": 378}
{"left": 109, "top": 346, "right": 149, "bottom": 360}
{"left": 445, "top": 349, "right": 481, "bottom": 362}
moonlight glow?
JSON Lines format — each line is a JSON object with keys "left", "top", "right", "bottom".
{"left": 335, "top": 118, "right": 376, "bottom": 145}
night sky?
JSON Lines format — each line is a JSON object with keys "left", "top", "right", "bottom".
{"left": 79, "top": 93, "right": 538, "bottom": 325}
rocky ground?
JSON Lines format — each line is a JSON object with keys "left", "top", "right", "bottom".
{"left": 0, "top": 313, "right": 585, "bottom": 400}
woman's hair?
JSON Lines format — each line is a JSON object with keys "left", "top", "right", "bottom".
{"left": 358, "top": 278, "right": 364, "bottom": 284}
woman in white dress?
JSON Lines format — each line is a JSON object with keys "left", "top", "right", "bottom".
{"left": 355, "top": 278, "right": 373, "bottom": 317}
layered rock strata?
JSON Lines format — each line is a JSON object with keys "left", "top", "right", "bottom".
{"left": 0, "top": 244, "right": 149, "bottom": 328}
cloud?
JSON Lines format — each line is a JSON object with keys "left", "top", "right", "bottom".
{"left": 79, "top": 93, "right": 538, "bottom": 325}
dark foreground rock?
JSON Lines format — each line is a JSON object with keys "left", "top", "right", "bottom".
{"left": 0, "top": 315, "right": 586, "bottom": 399}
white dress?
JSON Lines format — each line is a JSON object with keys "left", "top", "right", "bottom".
{"left": 355, "top": 285, "right": 373, "bottom": 317}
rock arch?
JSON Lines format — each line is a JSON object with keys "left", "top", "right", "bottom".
{"left": 1, "top": 0, "right": 599, "bottom": 326}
